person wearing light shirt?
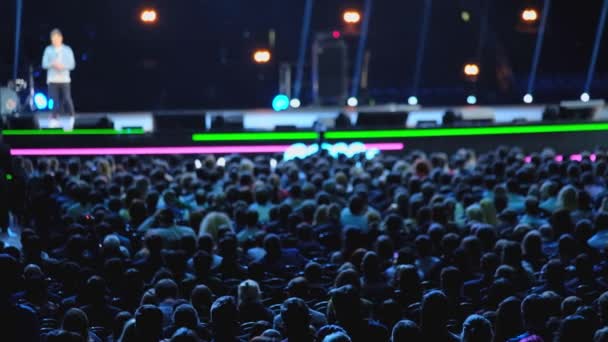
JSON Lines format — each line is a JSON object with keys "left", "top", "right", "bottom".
{"left": 41, "top": 28, "right": 76, "bottom": 128}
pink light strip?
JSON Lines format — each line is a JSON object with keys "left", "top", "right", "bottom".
{"left": 365, "top": 143, "right": 405, "bottom": 151}
{"left": 10, "top": 145, "right": 293, "bottom": 156}
{"left": 524, "top": 153, "right": 596, "bottom": 164}
{"left": 10, "top": 143, "right": 404, "bottom": 156}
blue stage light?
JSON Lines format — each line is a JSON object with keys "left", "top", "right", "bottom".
{"left": 408, "top": 96, "right": 418, "bottom": 105}
{"left": 272, "top": 94, "right": 290, "bottom": 111}
{"left": 48, "top": 99, "right": 54, "bottom": 110}
{"left": 34, "top": 93, "right": 48, "bottom": 110}
{"left": 466, "top": 95, "right": 477, "bottom": 105}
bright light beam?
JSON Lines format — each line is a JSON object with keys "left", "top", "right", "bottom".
{"left": 293, "top": 0, "right": 314, "bottom": 101}
{"left": 584, "top": 0, "right": 608, "bottom": 94}
{"left": 410, "top": 0, "right": 433, "bottom": 101}
{"left": 350, "top": 0, "right": 373, "bottom": 99}
{"left": 527, "top": 0, "right": 551, "bottom": 95}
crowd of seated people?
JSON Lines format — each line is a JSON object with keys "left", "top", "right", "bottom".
{"left": 2, "top": 146, "right": 608, "bottom": 341}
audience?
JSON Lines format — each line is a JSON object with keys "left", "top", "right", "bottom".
{"left": 0, "top": 148, "right": 608, "bottom": 341}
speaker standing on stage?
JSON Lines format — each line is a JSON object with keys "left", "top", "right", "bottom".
{"left": 42, "top": 28, "right": 76, "bottom": 128}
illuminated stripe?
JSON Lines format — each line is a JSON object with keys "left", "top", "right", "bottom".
{"left": 10, "top": 143, "right": 403, "bottom": 156}
{"left": 3, "top": 128, "right": 145, "bottom": 136}
{"left": 325, "top": 123, "right": 608, "bottom": 139}
{"left": 192, "top": 131, "right": 317, "bottom": 142}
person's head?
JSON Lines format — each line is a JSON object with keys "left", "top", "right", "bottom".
{"left": 522, "top": 230, "right": 543, "bottom": 258}
{"left": 501, "top": 241, "right": 523, "bottom": 268}
{"left": 237, "top": 279, "right": 262, "bottom": 306}
{"left": 211, "top": 296, "right": 238, "bottom": 336}
{"left": 440, "top": 266, "right": 462, "bottom": 297}
{"left": 304, "top": 261, "right": 322, "bottom": 283}
{"left": 395, "top": 264, "right": 421, "bottom": 296}
{"left": 558, "top": 185, "right": 578, "bottom": 211}
{"left": 521, "top": 294, "right": 547, "bottom": 333}
{"left": 154, "top": 278, "right": 179, "bottom": 301}
{"left": 495, "top": 297, "right": 523, "bottom": 341}
{"left": 62, "top": 308, "right": 89, "bottom": 339}
{"left": 330, "top": 285, "right": 361, "bottom": 323}
{"left": 172, "top": 304, "right": 199, "bottom": 330}
{"left": 361, "top": 251, "right": 380, "bottom": 279}
{"left": 420, "top": 290, "right": 449, "bottom": 333}
{"left": 192, "top": 250, "right": 212, "bottom": 278}
{"left": 286, "top": 276, "right": 309, "bottom": 300}
{"left": 190, "top": 284, "right": 213, "bottom": 314}
{"left": 322, "top": 332, "right": 351, "bottom": 342}
{"left": 557, "top": 315, "right": 594, "bottom": 342}
{"left": 595, "top": 327, "right": 608, "bottom": 342}
{"left": 199, "top": 211, "right": 232, "bottom": 242}
{"left": 169, "top": 327, "right": 200, "bottom": 342}
{"left": 348, "top": 195, "right": 366, "bottom": 216}
{"left": 461, "top": 314, "right": 493, "bottom": 342}
{"left": 0, "top": 254, "right": 20, "bottom": 299}
{"left": 51, "top": 28, "right": 63, "bottom": 46}
{"left": 542, "top": 259, "right": 565, "bottom": 287}
{"left": 263, "top": 233, "right": 281, "bottom": 258}
{"left": 45, "top": 330, "right": 82, "bottom": 342}
{"left": 598, "top": 291, "right": 608, "bottom": 325}
{"left": 280, "top": 297, "right": 311, "bottom": 336}
{"left": 134, "top": 304, "right": 164, "bottom": 341}
{"left": 391, "top": 319, "right": 420, "bottom": 342}
{"left": 561, "top": 296, "right": 583, "bottom": 317}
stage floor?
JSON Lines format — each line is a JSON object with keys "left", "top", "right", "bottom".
{"left": 32, "top": 104, "right": 561, "bottom": 132}
{"left": 3, "top": 102, "right": 606, "bottom": 157}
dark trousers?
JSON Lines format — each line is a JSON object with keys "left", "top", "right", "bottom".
{"left": 48, "top": 82, "right": 75, "bottom": 116}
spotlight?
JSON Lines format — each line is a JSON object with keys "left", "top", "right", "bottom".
{"left": 140, "top": 9, "right": 158, "bottom": 24}
{"left": 289, "top": 98, "right": 301, "bottom": 109}
{"left": 466, "top": 95, "right": 477, "bottom": 105}
{"left": 34, "top": 93, "right": 48, "bottom": 110}
{"left": 253, "top": 49, "right": 272, "bottom": 64}
{"left": 408, "top": 96, "right": 418, "bottom": 106}
{"left": 464, "top": 63, "right": 480, "bottom": 77}
{"left": 332, "top": 30, "right": 341, "bottom": 39}
{"left": 521, "top": 8, "right": 539, "bottom": 23}
{"left": 523, "top": 93, "right": 533, "bottom": 104}
{"left": 461, "top": 11, "right": 471, "bottom": 22}
{"left": 343, "top": 10, "right": 362, "bottom": 24}
{"left": 347, "top": 97, "right": 359, "bottom": 107}
{"left": 272, "top": 94, "right": 290, "bottom": 111}
{"left": 580, "top": 92, "right": 590, "bottom": 102}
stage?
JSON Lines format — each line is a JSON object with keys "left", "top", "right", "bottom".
{"left": 3, "top": 103, "right": 608, "bottom": 157}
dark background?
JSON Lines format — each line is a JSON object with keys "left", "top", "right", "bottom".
{"left": 0, "top": 0, "right": 606, "bottom": 111}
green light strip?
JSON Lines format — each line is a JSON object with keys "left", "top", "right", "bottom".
{"left": 3, "top": 128, "right": 145, "bottom": 136}
{"left": 325, "top": 123, "right": 608, "bottom": 140}
{"left": 192, "top": 131, "right": 317, "bottom": 142}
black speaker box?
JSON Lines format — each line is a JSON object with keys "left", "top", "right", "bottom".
{"left": 7, "top": 115, "right": 39, "bottom": 129}
{"left": 210, "top": 115, "right": 244, "bottom": 131}
{"left": 75, "top": 116, "right": 114, "bottom": 129}
{"left": 356, "top": 112, "right": 408, "bottom": 128}
{"left": 154, "top": 111, "right": 206, "bottom": 132}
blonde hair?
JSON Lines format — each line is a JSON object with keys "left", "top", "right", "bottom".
{"left": 238, "top": 279, "right": 261, "bottom": 306}
{"left": 557, "top": 185, "right": 578, "bottom": 211}
{"left": 479, "top": 199, "right": 498, "bottom": 226}
{"left": 314, "top": 205, "right": 329, "bottom": 225}
{"left": 199, "top": 211, "right": 232, "bottom": 241}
